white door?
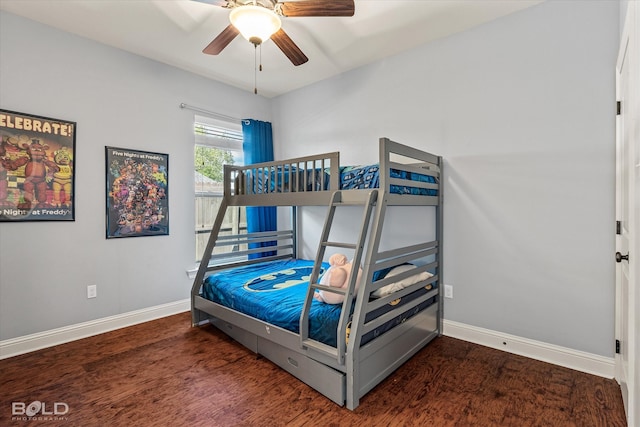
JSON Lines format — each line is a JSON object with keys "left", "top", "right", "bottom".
{"left": 615, "top": 3, "right": 638, "bottom": 426}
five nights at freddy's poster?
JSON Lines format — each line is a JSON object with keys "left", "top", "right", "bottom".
{"left": 0, "top": 109, "right": 76, "bottom": 222}
{"left": 105, "top": 146, "right": 168, "bottom": 238}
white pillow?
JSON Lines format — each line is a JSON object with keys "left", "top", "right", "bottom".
{"left": 371, "top": 264, "right": 433, "bottom": 298}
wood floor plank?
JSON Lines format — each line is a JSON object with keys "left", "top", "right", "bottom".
{"left": 0, "top": 312, "right": 627, "bottom": 426}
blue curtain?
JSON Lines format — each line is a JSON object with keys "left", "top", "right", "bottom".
{"left": 242, "top": 119, "right": 277, "bottom": 259}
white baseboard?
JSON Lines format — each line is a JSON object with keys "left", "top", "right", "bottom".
{"left": 0, "top": 304, "right": 615, "bottom": 379}
{"left": 0, "top": 299, "right": 190, "bottom": 360}
{"left": 443, "top": 319, "right": 615, "bottom": 379}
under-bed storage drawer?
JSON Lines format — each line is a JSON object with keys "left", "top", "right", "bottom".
{"left": 257, "top": 336, "right": 346, "bottom": 406}
{"left": 210, "top": 318, "right": 258, "bottom": 353}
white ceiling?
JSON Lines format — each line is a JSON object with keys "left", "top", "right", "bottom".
{"left": 0, "top": 0, "right": 542, "bottom": 98}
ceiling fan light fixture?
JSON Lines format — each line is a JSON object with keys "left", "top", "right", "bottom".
{"left": 229, "top": 5, "right": 281, "bottom": 46}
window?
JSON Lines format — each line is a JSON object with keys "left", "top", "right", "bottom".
{"left": 194, "top": 116, "right": 246, "bottom": 261}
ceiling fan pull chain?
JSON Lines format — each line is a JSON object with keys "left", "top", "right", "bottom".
{"left": 260, "top": 44, "right": 263, "bottom": 72}
{"left": 254, "top": 44, "right": 258, "bottom": 95}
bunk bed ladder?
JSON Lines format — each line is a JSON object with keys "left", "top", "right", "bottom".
{"left": 300, "top": 189, "right": 378, "bottom": 364}
{"left": 191, "top": 197, "right": 229, "bottom": 326}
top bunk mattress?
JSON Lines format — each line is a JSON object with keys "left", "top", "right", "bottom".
{"left": 242, "top": 164, "right": 437, "bottom": 196}
{"left": 341, "top": 164, "right": 437, "bottom": 196}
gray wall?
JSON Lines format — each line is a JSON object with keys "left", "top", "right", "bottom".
{"left": 272, "top": 0, "right": 619, "bottom": 357}
{"left": 0, "top": 1, "right": 620, "bottom": 360}
{"left": 0, "top": 11, "right": 271, "bottom": 340}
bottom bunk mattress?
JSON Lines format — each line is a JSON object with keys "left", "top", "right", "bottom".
{"left": 201, "top": 259, "right": 437, "bottom": 348}
{"left": 203, "top": 259, "right": 337, "bottom": 345}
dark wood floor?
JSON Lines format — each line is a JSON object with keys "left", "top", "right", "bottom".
{"left": 0, "top": 312, "right": 627, "bottom": 426}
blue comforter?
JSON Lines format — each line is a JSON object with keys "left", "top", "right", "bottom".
{"left": 341, "top": 164, "right": 437, "bottom": 195}
{"left": 203, "top": 259, "right": 342, "bottom": 346}
{"left": 202, "top": 259, "right": 439, "bottom": 348}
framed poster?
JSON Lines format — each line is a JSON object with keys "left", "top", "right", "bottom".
{"left": 0, "top": 109, "right": 76, "bottom": 221}
{"left": 105, "top": 147, "right": 169, "bottom": 238}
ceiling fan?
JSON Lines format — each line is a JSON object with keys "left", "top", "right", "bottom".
{"left": 199, "top": 0, "right": 355, "bottom": 66}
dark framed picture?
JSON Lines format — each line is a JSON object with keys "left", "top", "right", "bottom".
{"left": 105, "top": 147, "right": 168, "bottom": 238}
{"left": 0, "top": 109, "right": 76, "bottom": 221}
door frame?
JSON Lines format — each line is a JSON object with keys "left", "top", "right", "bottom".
{"left": 615, "top": 2, "right": 638, "bottom": 425}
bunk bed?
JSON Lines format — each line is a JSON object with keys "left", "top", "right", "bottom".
{"left": 191, "top": 137, "right": 443, "bottom": 410}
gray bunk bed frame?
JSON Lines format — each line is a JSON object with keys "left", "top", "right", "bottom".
{"left": 191, "top": 137, "right": 443, "bottom": 410}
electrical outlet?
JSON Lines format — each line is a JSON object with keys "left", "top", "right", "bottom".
{"left": 87, "top": 285, "right": 97, "bottom": 299}
{"left": 444, "top": 284, "right": 453, "bottom": 299}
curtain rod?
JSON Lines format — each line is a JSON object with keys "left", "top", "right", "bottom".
{"left": 179, "top": 103, "right": 249, "bottom": 125}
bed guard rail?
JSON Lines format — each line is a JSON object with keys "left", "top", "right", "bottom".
{"left": 361, "top": 241, "right": 439, "bottom": 333}
{"left": 191, "top": 195, "right": 296, "bottom": 311}
{"left": 223, "top": 152, "right": 341, "bottom": 205}
{"left": 379, "top": 137, "right": 441, "bottom": 206}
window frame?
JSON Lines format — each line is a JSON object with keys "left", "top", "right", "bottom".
{"left": 193, "top": 115, "right": 245, "bottom": 263}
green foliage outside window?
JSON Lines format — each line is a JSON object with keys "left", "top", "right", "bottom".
{"left": 195, "top": 145, "right": 235, "bottom": 182}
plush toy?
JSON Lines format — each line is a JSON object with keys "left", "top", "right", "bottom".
{"left": 314, "top": 253, "right": 362, "bottom": 304}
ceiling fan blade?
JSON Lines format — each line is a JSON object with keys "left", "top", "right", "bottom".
{"left": 191, "top": 0, "right": 229, "bottom": 6}
{"left": 203, "top": 24, "right": 240, "bottom": 55}
{"left": 270, "top": 28, "right": 309, "bottom": 66}
{"left": 279, "top": 0, "right": 355, "bottom": 17}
